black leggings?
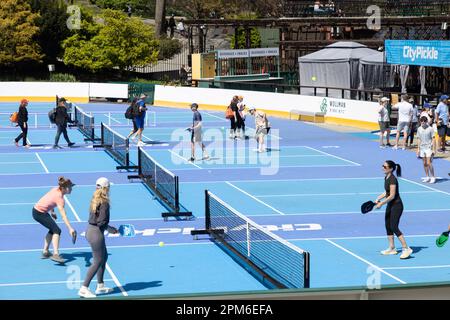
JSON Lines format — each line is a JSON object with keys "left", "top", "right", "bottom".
{"left": 230, "top": 113, "right": 243, "bottom": 131}
{"left": 385, "top": 200, "right": 404, "bottom": 237}
{"left": 407, "top": 122, "right": 418, "bottom": 145}
{"left": 15, "top": 123, "right": 28, "bottom": 146}
{"left": 32, "top": 207, "right": 61, "bottom": 235}
{"left": 83, "top": 225, "right": 108, "bottom": 287}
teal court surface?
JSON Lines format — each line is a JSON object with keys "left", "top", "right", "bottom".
{"left": 0, "top": 101, "right": 450, "bottom": 299}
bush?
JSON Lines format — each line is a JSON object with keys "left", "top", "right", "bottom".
{"left": 49, "top": 73, "right": 77, "bottom": 82}
{"left": 90, "top": 0, "right": 155, "bottom": 17}
{"left": 158, "top": 38, "right": 182, "bottom": 60}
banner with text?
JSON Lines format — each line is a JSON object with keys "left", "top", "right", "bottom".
{"left": 385, "top": 40, "right": 450, "bottom": 67}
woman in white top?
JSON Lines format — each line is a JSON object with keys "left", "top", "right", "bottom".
{"left": 378, "top": 97, "right": 391, "bottom": 148}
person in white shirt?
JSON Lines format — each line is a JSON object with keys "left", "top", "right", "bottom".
{"left": 248, "top": 107, "right": 270, "bottom": 153}
{"left": 378, "top": 97, "right": 391, "bottom": 148}
{"left": 393, "top": 95, "right": 413, "bottom": 150}
{"left": 416, "top": 116, "right": 436, "bottom": 183}
{"left": 419, "top": 102, "right": 433, "bottom": 126}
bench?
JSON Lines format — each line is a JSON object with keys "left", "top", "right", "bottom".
{"left": 289, "top": 110, "right": 325, "bottom": 123}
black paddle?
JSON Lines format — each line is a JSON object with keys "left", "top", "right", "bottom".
{"left": 361, "top": 201, "right": 376, "bottom": 214}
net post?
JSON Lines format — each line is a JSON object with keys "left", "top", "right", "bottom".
{"left": 125, "top": 139, "right": 130, "bottom": 167}
{"left": 303, "top": 252, "right": 310, "bottom": 288}
{"left": 205, "top": 189, "right": 211, "bottom": 230}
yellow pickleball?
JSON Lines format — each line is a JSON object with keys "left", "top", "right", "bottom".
{"left": 311, "top": 76, "right": 317, "bottom": 81}
{"left": 159, "top": 241, "right": 165, "bottom": 247}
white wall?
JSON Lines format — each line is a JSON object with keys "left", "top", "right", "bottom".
{"left": 154, "top": 85, "right": 379, "bottom": 124}
{"left": 0, "top": 82, "right": 128, "bottom": 101}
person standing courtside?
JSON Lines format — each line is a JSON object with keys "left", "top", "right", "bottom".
{"left": 435, "top": 95, "right": 449, "bottom": 153}
{"left": 14, "top": 98, "right": 31, "bottom": 148}
{"left": 378, "top": 97, "right": 391, "bottom": 148}
{"left": 248, "top": 106, "right": 270, "bottom": 153}
{"left": 393, "top": 95, "right": 413, "bottom": 150}
{"left": 406, "top": 97, "right": 419, "bottom": 148}
{"left": 188, "top": 103, "right": 209, "bottom": 162}
{"left": 78, "top": 177, "right": 118, "bottom": 298}
{"left": 53, "top": 98, "right": 75, "bottom": 149}
{"left": 417, "top": 116, "right": 437, "bottom": 184}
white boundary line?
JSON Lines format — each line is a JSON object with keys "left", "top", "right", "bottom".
{"left": 0, "top": 279, "right": 114, "bottom": 288}
{"left": 400, "top": 177, "right": 450, "bottom": 197}
{"left": 303, "top": 146, "right": 361, "bottom": 166}
{"left": 64, "top": 196, "right": 82, "bottom": 222}
{"left": 383, "top": 265, "right": 450, "bottom": 270}
{"left": 168, "top": 149, "right": 202, "bottom": 169}
{"left": 325, "top": 239, "right": 407, "bottom": 284}
{"left": 225, "top": 181, "right": 285, "bottom": 215}
{"left": 103, "top": 114, "right": 121, "bottom": 124}
{"left": 257, "top": 190, "right": 436, "bottom": 198}
{"left": 35, "top": 153, "right": 49, "bottom": 173}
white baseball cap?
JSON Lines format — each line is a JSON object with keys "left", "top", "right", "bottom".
{"left": 380, "top": 97, "right": 390, "bottom": 102}
{"left": 96, "top": 177, "right": 110, "bottom": 188}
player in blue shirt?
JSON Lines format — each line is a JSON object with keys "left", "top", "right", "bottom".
{"left": 134, "top": 94, "right": 148, "bottom": 147}
{"left": 188, "top": 103, "right": 209, "bottom": 162}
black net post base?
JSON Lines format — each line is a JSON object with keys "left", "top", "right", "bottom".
{"left": 161, "top": 211, "right": 193, "bottom": 222}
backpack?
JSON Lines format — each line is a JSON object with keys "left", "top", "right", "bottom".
{"left": 9, "top": 112, "right": 18, "bottom": 123}
{"left": 125, "top": 105, "right": 134, "bottom": 119}
{"left": 48, "top": 108, "right": 57, "bottom": 124}
{"left": 225, "top": 106, "right": 234, "bottom": 119}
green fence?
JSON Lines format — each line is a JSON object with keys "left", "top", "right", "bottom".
{"left": 109, "top": 82, "right": 156, "bottom": 104}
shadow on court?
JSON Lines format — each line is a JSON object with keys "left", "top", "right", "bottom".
{"left": 110, "top": 281, "right": 163, "bottom": 294}
{"left": 54, "top": 251, "right": 95, "bottom": 267}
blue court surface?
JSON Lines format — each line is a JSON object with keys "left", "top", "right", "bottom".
{"left": 0, "top": 101, "right": 450, "bottom": 299}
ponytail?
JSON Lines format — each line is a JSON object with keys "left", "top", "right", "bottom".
{"left": 385, "top": 160, "right": 402, "bottom": 177}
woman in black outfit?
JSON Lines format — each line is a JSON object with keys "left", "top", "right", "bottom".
{"left": 53, "top": 98, "right": 75, "bottom": 149}
{"left": 14, "top": 99, "right": 31, "bottom": 148}
{"left": 375, "top": 160, "right": 413, "bottom": 259}
{"left": 229, "top": 95, "right": 242, "bottom": 139}
{"left": 78, "top": 177, "right": 118, "bottom": 298}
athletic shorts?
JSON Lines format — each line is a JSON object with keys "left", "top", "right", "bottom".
{"left": 397, "top": 122, "right": 410, "bottom": 133}
{"left": 378, "top": 121, "right": 390, "bottom": 132}
{"left": 437, "top": 125, "right": 448, "bottom": 137}
{"left": 134, "top": 116, "right": 145, "bottom": 129}
{"left": 419, "top": 148, "right": 433, "bottom": 158}
{"left": 191, "top": 129, "right": 202, "bottom": 143}
{"left": 256, "top": 127, "right": 269, "bottom": 136}
{"left": 32, "top": 207, "right": 61, "bottom": 235}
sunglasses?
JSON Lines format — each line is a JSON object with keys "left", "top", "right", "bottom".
{"left": 382, "top": 165, "right": 389, "bottom": 169}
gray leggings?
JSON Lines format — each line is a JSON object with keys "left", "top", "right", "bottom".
{"left": 83, "top": 225, "right": 108, "bottom": 287}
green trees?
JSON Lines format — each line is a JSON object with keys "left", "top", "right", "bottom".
{"left": 28, "top": 0, "right": 70, "bottom": 63}
{"left": 0, "top": 0, "right": 43, "bottom": 66}
{"left": 63, "top": 9, "right": 159, "bottom": 72}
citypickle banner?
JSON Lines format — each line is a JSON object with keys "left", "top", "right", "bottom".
{"left": 385, "top": 40, "right": 450, "bottom": 67}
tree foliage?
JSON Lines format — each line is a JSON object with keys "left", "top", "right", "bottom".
{"left": 28, "top": 0, "right": 70, "bottom": 63}
{"left": 230, "top": 27, "right": 261, "bottom": 49}
{"left": 63, "top": 9, "right": 159, "bottom": 72}
{"left": 0, "top": 0, "right": 43, "bottom": 66}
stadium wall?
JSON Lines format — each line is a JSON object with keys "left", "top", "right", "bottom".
{"left": 0, "top": 82, "right": 128, "bottom": 103}
{"left": 154, "top": 85, "right": 380, "bottom": 130}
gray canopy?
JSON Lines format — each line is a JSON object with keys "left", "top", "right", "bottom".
{"left": 298, "top": 42, "right": 380, "bottom": 98}
{"left": 359, "top": 52, "right": 395, "bottom": 91}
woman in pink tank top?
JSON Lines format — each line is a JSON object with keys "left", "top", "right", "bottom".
{"left": 33, "top": 177, "right": 77, "bottom": 264}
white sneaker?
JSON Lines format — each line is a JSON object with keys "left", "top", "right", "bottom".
{"left": 422, "top": 177, "right": 430, "bottom": 183}
{"left": 381, "top": 248, "right": 398, "bottom": 255}
{"left": 202, "top": 154, "right": 210, "bottom": 160}
{"left": 95, "top": 283, "right": 113, "bottom": 295}
{"left": 78, "top": 286, "right": 96, "bottom": 298}
{"left": 393, "top": 145, "right": 398, "bottom": 150}
{"left": 400, "top": 247, "right": 413, "bottom": 259}
{"left": 137, "top": 141, "right": 144, "bottom": 147}
{"left": 429, "top": 177, "right": 436, "bottom": 184}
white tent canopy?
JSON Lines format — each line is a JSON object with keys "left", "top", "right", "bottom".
{"left": 298, "top": 42, "right": 380, "bottom": 98}
{"left": 359, "top": 52, "right": 396, "bottom": 91}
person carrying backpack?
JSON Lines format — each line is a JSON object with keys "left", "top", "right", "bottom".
{"left": 126, "top": 97, "right": 139, "bottom": 140}
{"left": 53, "top": 98, "right": 75, "bottom": 149}
{"left": 14, "top": 99, "right": 31, "bottom": 148}
{"left": 134, "top": 94, "right": 148, "bottom": 147}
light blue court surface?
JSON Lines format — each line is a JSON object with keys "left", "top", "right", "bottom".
{"left": 0, "top": 102, "right": 450, "bottom": 299}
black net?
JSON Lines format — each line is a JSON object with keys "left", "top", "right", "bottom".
{"left": 207, "top": 191, "right": 310, "bottom": 289}
{"left": 74, "top": 106, "right": 94, "bottom": 140}
{"left": 101, "top": 123, "right": 129, "bottom": 167}
{"left": 139, "top": 147, "right": 178, "bottom": 212}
